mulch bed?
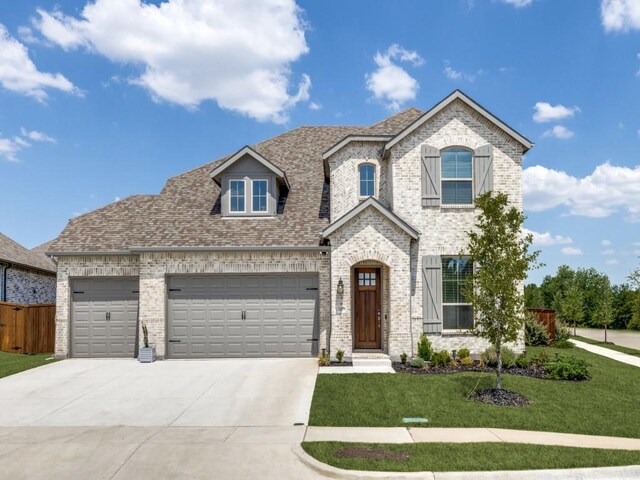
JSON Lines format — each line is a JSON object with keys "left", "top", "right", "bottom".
{"left": 472, "top": 388, "right": 532, "bottom": 407}
{"left": 328, "top": 361, "right": 353, "bottom": 367}
{"left": 336, "top": 446, "right": 410, "bottom": 461}
{"left": 392, "top": 361, "right": 546, "bottom": 379}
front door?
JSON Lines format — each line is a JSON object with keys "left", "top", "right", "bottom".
{"left": 353, "top": 268, "right": 381, "bottom": 349}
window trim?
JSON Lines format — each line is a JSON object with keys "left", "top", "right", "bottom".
{"left": 440, "top": 147, "right": 474, "bottom": 206}
{"left": 229, "top": 179, "right": 246, "bottom": 214}
{"left": 358, "top": 162, "right": 376, "bottom": 198}
{"left": 441, "top": 255, "right": 474, "bottom": 332}
{"left": 251, "top": 178, "right": 269, "bottom": 214}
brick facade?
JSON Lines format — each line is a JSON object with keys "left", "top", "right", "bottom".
{"left": 1, "top": 264, "right": 56, "bottom": 304}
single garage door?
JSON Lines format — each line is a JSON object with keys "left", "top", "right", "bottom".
{"left": 71, "top": 277, "right": 139, "bottom": 358}
{"left": 167, "top": 274, "right": 319, "bottom": 358}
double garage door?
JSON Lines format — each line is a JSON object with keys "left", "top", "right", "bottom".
{"left": 70, "top": 274, "right": 318, "bottom": 358}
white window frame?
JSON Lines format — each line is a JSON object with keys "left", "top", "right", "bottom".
{"left": 441, "top": 255, "right": 474, "bottom": 332}
{"left": 229, "top": 179, "right": 246, "bottom": 213}
{"left": 358, "top": 163, "right": 376, "bottom": 198}
{"left": 251, "top": 178, "right": 269, "bottom": 214}
{"left": 441, "top": 147, "right": 474, "bottom": 206}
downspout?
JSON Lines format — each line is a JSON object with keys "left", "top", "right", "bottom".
{"left": 409, "top": 260, "right": 414, "bottom": 359}
{"left": 2, "top": 263, "right": 9, "bottom": 302}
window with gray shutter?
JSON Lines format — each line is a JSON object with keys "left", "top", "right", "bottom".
{"left": 473, "top": 144, "right": 493, "bottom": 197}
{"left": 422, "top": 255, "right": 442, "bottom": 334}
{"left": 421, "top": 145, "right": 440, "bottom": 207}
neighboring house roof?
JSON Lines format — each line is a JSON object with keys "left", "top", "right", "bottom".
{"left": 0, "top": 233, "right": 57, "bottom": 273}
{"left": 383, "top": 90, "right": 534, "bottom": 155}
{"left": 322, "top": 197, "right": 420, "bottom": 240}
{"left": 209, "top": 145, "right": 290, "bottom": 189}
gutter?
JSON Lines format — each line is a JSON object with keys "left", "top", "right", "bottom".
{"left": 48, "top": 246, "right": 332, "bottom": 256}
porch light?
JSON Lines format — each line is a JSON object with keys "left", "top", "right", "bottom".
{"left": 337, "top": 277, "right": 344, "bottom": 294}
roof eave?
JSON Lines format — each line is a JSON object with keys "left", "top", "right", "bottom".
{"left": 209, "top": 145, "right": 290, "bottom": 189}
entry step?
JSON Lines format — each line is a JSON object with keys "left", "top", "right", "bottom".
{"left": 352, "top": 353, "right": 392, "bottom": 368}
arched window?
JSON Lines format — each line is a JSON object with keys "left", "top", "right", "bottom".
{"left": 441, "top": 147, "right": 473, "bottom": 205}
{"left": 359, "top": 164, "right": 375, "bottom": 197}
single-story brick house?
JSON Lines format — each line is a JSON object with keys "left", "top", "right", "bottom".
{"left": 0, "top": 233, "right": 56, "bottom": 304}
{"left": 48, "top": 90, "right": 532, "bottom": 360}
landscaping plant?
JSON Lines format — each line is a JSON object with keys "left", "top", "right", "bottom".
{"left": 431, "top": 350, "right": 451, "bottom": 368}
{"left": 336, "top": 349, "right": 345, "bottom": 363}
{"left": 460, "top": 356, "right": 473, "bottom": 366}
{"left": 481, "top": 346, "right": 516, "bottom": 368}
{"left": 463, "top": 192, "right": 540, "bottom": 390}
{"left": 410, "top": 357, "right": 426, "bottom": 369}
{"left": 524, "top": 313, "right": 549, "bottom": 346}
{"left": 142, "top": 322, "right": 149, "bottom": 348}
{"left": 318, "top": 351, "right": 330, "bottom": 366}
{"left": 458, "top": 348, "right": 470, "bottom": 359}
{"left": 417, "top": 333, "right": 433, "bottom": 361}
{"left": 400, "top": 352, "right": 408, "bottom": 364}
{"left": 543, "top": 355, "right": 589, "bottom": 381}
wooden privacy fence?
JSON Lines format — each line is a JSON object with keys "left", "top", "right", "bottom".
{"left": 0, "top": 302, "right": 55, "bottom": 354}
{"left": 527, "top": 308, "right": 556, "bottom": 342}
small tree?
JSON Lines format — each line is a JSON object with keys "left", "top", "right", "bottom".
{"left": 463, "top": 192, "right": 541, "bottom": 390}
{"left": 562, "top": 283, "right": 584, "bottom": 336}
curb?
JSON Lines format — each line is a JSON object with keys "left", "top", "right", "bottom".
{"left": 292, "top": 444, "right": 640, "bottom": 480}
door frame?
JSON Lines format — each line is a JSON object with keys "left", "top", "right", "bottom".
{"left": 352, "top": 266, "right": 382, "bottom": 350}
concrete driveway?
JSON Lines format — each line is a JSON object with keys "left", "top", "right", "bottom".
{"left": 0, "top": 358, "right": 322, "bottom": 480}
{"left": 0, "top": 358, "right": 317, "bottom": 427}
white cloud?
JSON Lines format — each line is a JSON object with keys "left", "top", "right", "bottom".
{"left": 442, "top": 61, "right": 483, "bottom": 82}
{"left": 35, "top": 0, "right": 311, "bottom": 123}
{"left": 601, "top": 0, "right": 640, "bottom": 32}
{"left": 602, "top": 249, "right": 616, "bottom": 255}
{"left": 114, "top": 196, "right": 121, "bottom": 202}
{"left": 500, "top": 0, "right": 534, "bottom": 7}
{"left": 20, "top": 127, "right": 56, "bottom": 143}
{"left": 365, "top": 44, "right": 423, "bottom": 110}
{"left": 533, "top": 102, "right": 580, "bottom": 123}
{"left": 523, "top": 162, "right": 640, "bottom": 222}
{"left": 523, "top": 228, "right": 573, "bottom": 246}
{"left": 542, "top": 125, "right": 574, "bottom": 139}
{"left": 308, "top": 101, "right": 322, "bottom": 111}
{"left": 0, "top": 137, "right": 25, "bottom": 162}
{"left": 602, "top": 239, "right": 612, "bottom": 246}
{"left": 637, "top": 128, "right": 640, "bottom": 138}
{"left": 443, "top": 65, "right": 462, "bottom": 80}
{"left": 0, "top": 23, "right": 79, "bottom": 101}
{"left": 634, "top": 242, "right": 640, "bottom": 246}
{"left": 561, "top": 247, "right": 583, "bottom": 256}
{"left": 633, "top": 249, "right": 640, "bottom": 255}
{"left": 17, "top": 26, "right": 39, "bottom": 44}
{"left": 605, "top": 258, "right": 619, "bottom": 265}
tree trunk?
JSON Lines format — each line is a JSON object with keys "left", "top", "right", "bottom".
{"left": 496, "top": 343, "right": 502, "bottom": 390}
{"left": 604, "top": 323, "right": 608, "bottom": 343}
{"left": 574, "top": 319, "right": 576, "bottom": 336}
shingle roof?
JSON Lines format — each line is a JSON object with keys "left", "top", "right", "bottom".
{"left": 0, "top": 233, "right": 57, "bottom": 273}
{"left": 49, "top": 108, "right": 423, "bottom": 254}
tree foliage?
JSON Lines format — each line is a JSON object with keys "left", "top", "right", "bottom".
{"left": 463, "top": 192, "right": 540, "bottom": 390}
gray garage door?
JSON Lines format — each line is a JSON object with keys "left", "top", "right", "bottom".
{"left": 71, "top": 278, "right": 139, "bottom": 358}
{"left": 167, "top": 274, "right": 319, "bottom": 358}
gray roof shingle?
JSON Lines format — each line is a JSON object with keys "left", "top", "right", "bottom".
{"left": 49, "top": 108, "right": 423, "bottom": 254}
{"left": 0, "top": 233, "right": 57, "bottom": 273}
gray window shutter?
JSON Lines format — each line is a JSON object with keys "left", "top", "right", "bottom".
{"left": 422, "top": 255, "right": 442, "bottom": 334}
{"left": 474, "top": 144, "right": 493, "bottom": 197}
{"left": 421, "top": 145, "right": 440, "bottom": 207}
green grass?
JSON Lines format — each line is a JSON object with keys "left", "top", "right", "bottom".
{"left": 0, "top": 352, "right": 56, "bottom": 379}
{"left": 302, "top": 442, "right": 640, "bottom": 472}
{"left": 573, "top": 335, "right": 640, "bottom": 357}
{"left": 309, "top": 346, "right": 640, "bottom": 438}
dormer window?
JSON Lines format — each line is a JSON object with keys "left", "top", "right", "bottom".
{"left": 252, "top": 179, "right": 268, "bottom": 213}
{"left": 359, "top": 163, "right": 375, "bottom": 197}
{"left": 229, "top": 180, "right": 246, "bottom": 213}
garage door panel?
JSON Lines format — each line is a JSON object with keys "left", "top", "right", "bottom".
{"left": 167, "top": 274, "right": 318, "bottom": 358}
{"left": 71, "top": 278, "right": 139, "bottom": 358}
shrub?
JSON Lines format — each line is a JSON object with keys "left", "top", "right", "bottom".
{"left": 544, "top": 355, "right": 589, "bottom": 381}
{"left": 431, "top": 350, "right": 451, "bottom": 368}
{"left": 336, "top": 349, "right": 345, "bottom": 363}
{"left": 460, "top": 356, "right": 473, "bottom": 366}
{"left": 400, "top": 352, "right": 408, "bottom": 364}
{"left": 417, "top": 333, "right": 434, "bottom": 361}
{"left": 554, "top": 339, "right": 574, "bottom": 349}
{"left": 318, "top": 352, "right": 330, "bottom": 366}
{"left": 447, "top": 359, "right": 459, "bottom": 369}
{"left": 516, "top": 354, "right": 529, "bottom": 369}
{"left": 480, "top": 346, "right": 516, "bottom": 368}
{"left": 525, "top": 314, "right": 550, "bottom": 346}
{"left": 411, "top": 357, "right": 426, "bottom": 368}
{"left": 554, "top": 321, "right": 572, "bottom": 345}
{"left": 458, "top": 348, "right": 470, "bottom": 359}
{"left": 530, "top": 350, "right": 551, "bottom": 367}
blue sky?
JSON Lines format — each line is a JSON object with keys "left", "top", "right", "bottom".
{"left": 0, "top": 0, "right": 639, "bottom": 285}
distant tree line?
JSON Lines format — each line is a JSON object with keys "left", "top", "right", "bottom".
{"left": 525, "top": 265, "right": 640, "bottom": 331}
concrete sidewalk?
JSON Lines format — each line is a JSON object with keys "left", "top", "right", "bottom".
{"left": 570, "top": 339, "right": 640, "bottom": 368}
{"left": 305, "top": 426, "right": 640, "bottom": 450}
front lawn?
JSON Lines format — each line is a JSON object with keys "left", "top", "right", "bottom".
{"left": 0, "top": 352, "right": 56, "bottom": 379}
{"left": 573, "top": 335, "right": 640, "bottom": 357}
{"left": 309, "top": 346, "right": 640, "bottom": 438}
{"left": 302, "top": 442, "right": 640, "bottom": 472}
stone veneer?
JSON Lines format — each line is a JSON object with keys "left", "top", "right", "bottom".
{"left": 1, "top": 264, "right": 56, "bottom": 304}
{"left": 54, "top": 251, "right": 329, "bottom": 358}
{"left": 325, "top": 98, "right": 525, "bottom": 358}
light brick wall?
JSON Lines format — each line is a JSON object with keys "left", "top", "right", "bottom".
{"left": 328, "top": 141, "right": 389, "bottom": 220}
{"left": 4, "top": 266, "right": 56, "bottom": 304}
{"left": 327, "top": 207, "right": 412, "bottom": 359}
{"left": 54, "top": 251, "right": 329, "bottom": 358}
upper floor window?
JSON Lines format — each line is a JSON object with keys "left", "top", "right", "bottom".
{"left": 252, "top": 179, "right": 268, "bottom": 213}
{"left": 229, "top": 179, "right": 245, "bottom": 213}
{"left": 441, "top": 148, "right": 473, "bottom": 205}
{"left": 359, "top": 163, "right": 375, "bottom": 197}
{"left": 442, "top": 256, "right": 473, "bottom": 330}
